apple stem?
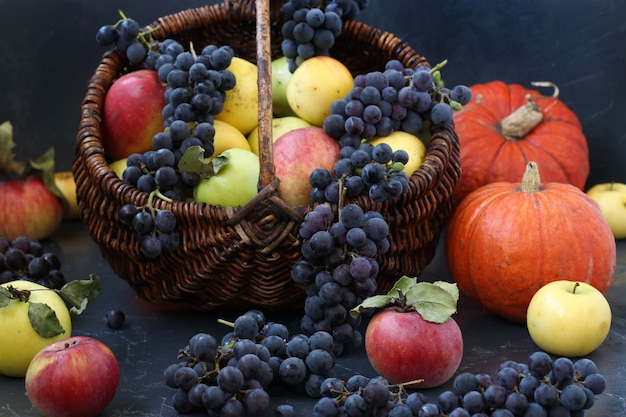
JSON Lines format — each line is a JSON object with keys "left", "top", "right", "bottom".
{"left": 572, "top": 282, "right": 581, "bottom": 294}
{"left": 4, "top": 285, "right": 32, "bottom": 303}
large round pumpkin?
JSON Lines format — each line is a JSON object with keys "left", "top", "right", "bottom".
{"left": 452, "top": 81, "right": 589, "bottom": 207}
{"left": 445, "top": 161, "right": 616, "bottom": 323}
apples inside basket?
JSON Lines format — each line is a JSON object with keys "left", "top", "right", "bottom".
{"left": 72, "top": 0, "right": 461, "bottom": 311}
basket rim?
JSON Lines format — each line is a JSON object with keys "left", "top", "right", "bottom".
{"left": 73, "top": 0, "right": 460, "bottom": 219}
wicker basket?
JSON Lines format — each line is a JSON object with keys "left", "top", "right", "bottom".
{"left": 72, "top": 0, "right": 461, "bottom": 311}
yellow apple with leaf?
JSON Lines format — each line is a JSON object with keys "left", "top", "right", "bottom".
{"left": 0, "top": 280, "right": 72, "bottom": 377}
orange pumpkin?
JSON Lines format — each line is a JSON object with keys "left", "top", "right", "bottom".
{"left": 445, "top": 161, "right": 616, "bottom": 323}
{"left": 452, "top": 81, "right": 589, "bottom": 207}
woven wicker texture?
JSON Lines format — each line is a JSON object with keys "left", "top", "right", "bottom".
{"left": 72, "top": 0, "right": 461, "bottom": 311}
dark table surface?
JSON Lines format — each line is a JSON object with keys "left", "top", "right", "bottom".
{"left": 1, "top": 221, "right": 624, "bottom": 417}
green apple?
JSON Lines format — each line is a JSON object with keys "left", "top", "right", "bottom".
{"left": 247, "top": 116, "right": 311, "bottom": 156}
{"left": 271, "top": 56, "right": 297, "bottom": 117}
{"left": 586, "top": 182, "right": 626, "bottom": 239}
{"left": 527, "top": 280, "right": 611, "bottom": 357}
{"left": 193, "top": 148, "right": 260, "bottom": 207}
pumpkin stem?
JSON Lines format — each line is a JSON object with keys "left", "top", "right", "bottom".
{"left": 520, "top": 161, "right": 542, "bottom": 193}
{"left": 501, "top": 94, "right": 543, "bottom": 141}
{"left": 530, "top": 81, "right": 560, "bottom": 98}
{"left": 500, "top": 81, "right": 560, "bottom": 141}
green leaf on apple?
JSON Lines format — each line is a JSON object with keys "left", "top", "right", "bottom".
{"left": 59, "top": 274, "right": 102, "bottom": 315}
{"left": 178, "top": 145, "right": 229, "bottom": 178}
{"left": 29, "top": 147, "right": 69, "bottom": 211}
{"left": 350, "top": 275, "right": 459, "bottom": 323}
{"left": 0, "top": 120, "right": 69, "bottom": 211}
{"left": 0, "top": 286, "right": 12, "bottom": 308}
{"left": 28, "top": 302, "right": 66, "bottom": 338}
{"left": 405, "top": 281, "right": 459, "bottom": 323}
{"left": 0, "top": 120, "right": 28, "bottom": 177}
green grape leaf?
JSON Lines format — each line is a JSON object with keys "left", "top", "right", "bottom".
{"left": 59, "top": 273, "right": 102, "bottom": 315}
{"left": 350, "top": 276, "right": 417, "bottom": 318}
{"left": 28, "top": 146, "right": 70, "bottom": 213}
{"left": 0, "top": 121, "right": 28, "bottom": 176}
{"left": 178, "top": 145, "right": 229, "bottom": 178}
{"left": 388, "top": 275, "right": 418, "bottom": 295}
{"left": 405, "top": 281, "right": 459, "bottom": 324}
{"left": 350, "top": 294, "right": 395, "bottom": 319}
{"left": 28, "top": 302, "right": 66, "bottom": 338}
{"left": 350, "top": 276, "right": 459, "bottom": 323}
{"left": 0, "top": 286, "right": 12, "bottom": 308}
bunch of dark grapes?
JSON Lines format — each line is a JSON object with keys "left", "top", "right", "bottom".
{"left": 96, "top": 14, "right": 239, "bottom": 259}
{"left": 164, "top": 310, "right": 339, "bottom": 416}
{"left": 291, "top": 203, "right": 390, "bottom": 356}
{"left": 118, "top": 199, "right": 179, "bottom": 259}
{"left": 323, "top": 59, "right": 472, "bottom": 143}
{"left": 119, "top": 41, "right": 236, "bottom": 203}
{"left": 0, "top": 236, "right": 66, "bottom": 289}
{"left": 280, "top": 0, "right": 368, "bottom": 72}
{"left": 313, "top": 374, "right": 430, "bottom": 417}
{"left": 311, "top": 351, "right": 607, "bottom": 417}
{"left": 310, "top": 141, "right": 410, "bottom": 204}
{"left": 95, "top": 13, "right": 149, "bottom": 66}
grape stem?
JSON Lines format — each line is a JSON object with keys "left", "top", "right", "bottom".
{"left": 217, "top": 318, "right": 235, "bottom": 328}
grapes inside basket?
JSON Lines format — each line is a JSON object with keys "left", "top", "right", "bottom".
{"left": 73, "top": 0, "right": 463, "bottom": 321}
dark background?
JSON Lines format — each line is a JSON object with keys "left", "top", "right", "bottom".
{"left": 1, "top": 2, "right": 625, "bottom": 416}
{"left": 0, "top": 0, "right": 625, "bottom": 188}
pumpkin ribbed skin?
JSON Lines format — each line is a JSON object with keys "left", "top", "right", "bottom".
{"left": 452, "top": 81, "right": 589, "bottom": 207}
{"left": 445, "top": 164, "right": 616, "bottom": 323}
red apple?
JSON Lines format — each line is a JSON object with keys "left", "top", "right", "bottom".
{"left": 25, "top": 336, "right": 120, "bottom": 417}
{"left": 353, "top": 277, "right": 463, "bottom": 389}
{"left": 0, "top": 176, "right": 63, "bottom": 240}
{"left": 273, "top": 126, "right": 340, "bottom": 206}
{"left": 101, "top": 69, "right": 166, "bottom": 160}
{"left": 364, "top": 307, "right": 463, "bottom": 389}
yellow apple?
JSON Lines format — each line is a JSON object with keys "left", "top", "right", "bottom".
{"left": 109, "top": 158, "right": 127, "bottom": 179}
{"left": 366, "top": 131, "right": 427, "bottom": 176}
{"left": 212, "top": 119, "right": 251, "bottom": 156}
{"left": 527, "top": 280, "right": 611, "bottom": 357}
{"left": 214, "top": 57, "right": 259, "bottom": 135}
{"left": 271, "top": 56, "right": 297, "bottom": 117}
{"left": 286, "top": 56, "right": 354, "bottom": 127}
{"left": 247, "top": 116, "right": 311, "bottom": 156}
{"left": 53, "top": 171, "right": 80, "bottom": 220}
{"left": 586, "top": 182, "right": 626, "bottom": 239}
{"left": 0, "top": 280, "right": 72, "bottom": 377}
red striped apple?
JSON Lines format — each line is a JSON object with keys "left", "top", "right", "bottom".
{"left": 0, "top": 176, "right": 63, "bottom": 241}
{"left": 273, "top": 126, "right": 340, "bottom": 207}
{"left": 353, "top": 277, "right": 463, "bottom": 389}
{"left": 101, "top": 69, "right": 166, "bottom": 160}
{"left": 25, "top": 336, "right": 120, "bottom": 417}
{"left": 0, "top": 121, "right": 63, "bottom": 240}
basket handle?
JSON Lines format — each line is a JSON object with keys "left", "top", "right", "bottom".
{"left": 255, "top": 0, "right": 276, "bottom": 188}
